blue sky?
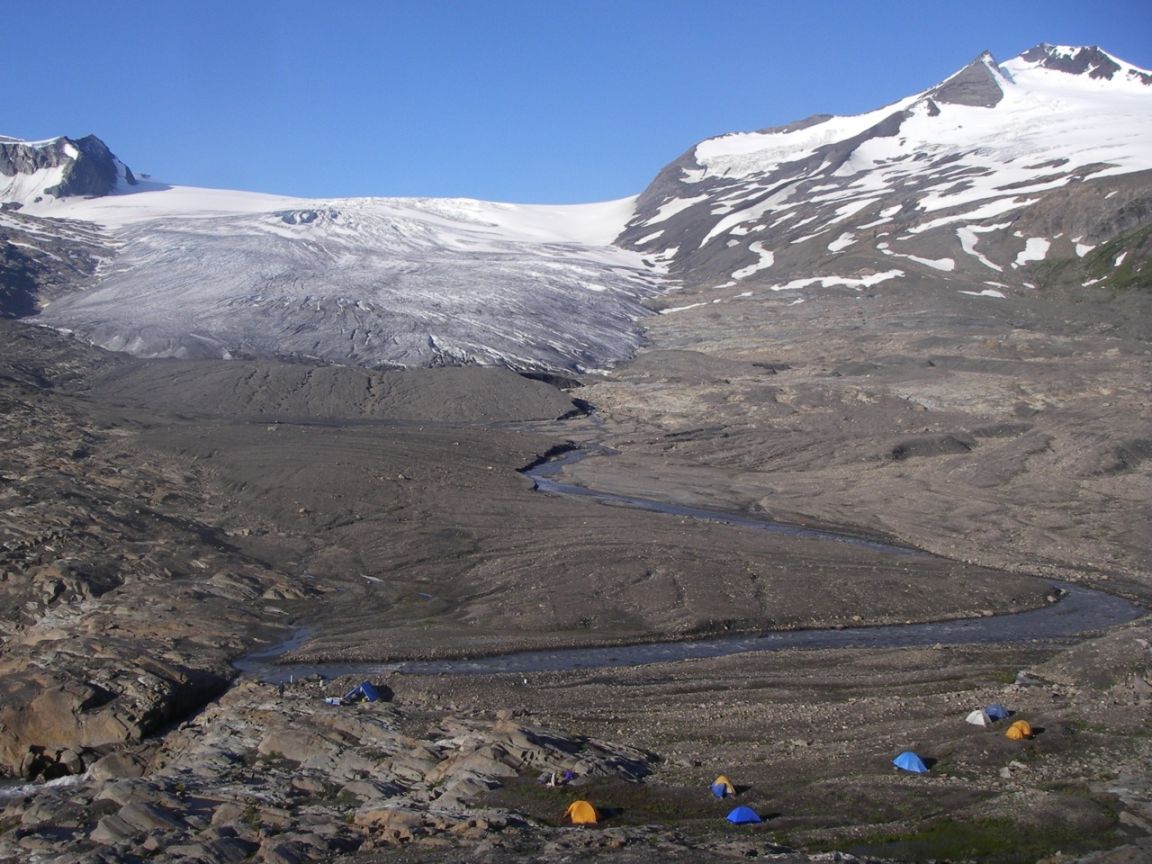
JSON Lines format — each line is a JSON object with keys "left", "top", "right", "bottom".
{"left": 5, "top": 1, "right": 1150, "bottom": 203}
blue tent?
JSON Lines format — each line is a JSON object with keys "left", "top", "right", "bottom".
{"left": 710, "top": 775, "right": 735, "bottom": 798}
{"left": 358, "top": 682, "right": 381, "bottom": 702}
{"left": 985, "top": 703, "right": 1010, "bottom": 721}
{"left": 726, "top": 806, "right": 761, "bottom": 824}
{"left": 342, "top": 681, "right": 381, "bottom": 703}
{"left": 893, "top": 751, "right": 929, "bottom": 773}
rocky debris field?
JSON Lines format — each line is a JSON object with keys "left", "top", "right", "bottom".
{"left": 581, "top": 266, "right": 1152, "bottom": 596}
{"left": 0, "top": 315, "right": 1149, "bottom": 863}
{"left": 2, "top": 625, "right": 1150, "bottom": 864}
{"left": 0, "top": 677, "right": 652, "bottom": 863}
{"left": 83, "top": 358, "right": 581, "bottom": 425}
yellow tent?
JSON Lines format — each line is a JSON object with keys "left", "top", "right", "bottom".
{"left": 565, "top": 800, "right": 598, "bottom": 825}
{"left": 1005, "top": 720, "right": 1033, "bottom": 740}
{"left": 711, "top": 775, "right": 736, "bottom": 797}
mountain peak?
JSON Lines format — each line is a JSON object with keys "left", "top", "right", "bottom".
{"left": 618, "top": 40, "right": 1152, "bottom": 296}
{"left": 1015, "top": 44, "right": 1152, "bottom": 85}
{"left": 928, "top": 50, "right": 1006, "bottom": 107}
{"left": 0, "top": 134, "right": 136, "bottom": 206}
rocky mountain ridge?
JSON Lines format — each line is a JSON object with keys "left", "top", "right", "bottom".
{"left": 1019, "top": 42, "right": 1152, "bottom": 82}
{"left": 0, "top": 134, "right": 135, "bottom": 204}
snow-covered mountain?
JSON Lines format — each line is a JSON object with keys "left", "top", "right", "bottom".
{"left": 0, "top": 134, "right": 135, "bottom": 203}
{"left": 618, "top": 44, "right": 1152, "bottom": 300}
{"left": 2, "top": 43, "right": 1149, "bottom": 371}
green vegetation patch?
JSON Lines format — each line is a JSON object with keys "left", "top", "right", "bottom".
{"left": 486, "top": 775, "right": 766, "bottom": 832}
{"left": 828, "top": 816, "right": 1119, "bottom": 863}
{"left": 1082, "top": 223, "right": 1152, "bottom": 292}
{"left": 1030, "top": 223, "right": 1152, "bottom": 294}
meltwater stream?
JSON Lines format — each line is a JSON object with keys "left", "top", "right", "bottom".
{"left": 237, "top": 448, "right": 1147, "bottom": 683}
{"left": 526, "top": 445, "right": 926, "bottom": 555}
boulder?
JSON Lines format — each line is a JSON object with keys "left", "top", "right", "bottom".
{"left": 353, "top": 806, "right": 427, "bottom": 831}
{"left": 210, "top": 802, "right": 246, "bottom": 827}
{"left": 434, "top": 772, "right": 500, "bottom": 806}
{"left": 88, "top": 750, "right": 147, "bottom": 781}
{"left": 118, "top": 800, "right": 187, "bottom": 833}
{"left": 90, "top": 813, "right": 139, "bottom": 845}
{"left": 0, "top": 661, "right": 230, "bottom": 776}
{"left": 261, "top": 838, "right": 311, "bottom": 864}
{"left": 56, "top": 748, "right": 85, "bottom": 774}
{"left": 0, "top": 682, "right": 135, "bottom": 772}
{"left": 385, "top": 748, "right": 441, "bottom": 784}
{"left": 20, "top": 797, "right": 86, "bottom": 828}
{"left": 426, "top": 745, "right": 519, "bottom": 785}
{"left": 258, "top": 727, "right": 340, "bottom": 769}
{"left": 166, "top": 837, "right": 260, "bottom": 863}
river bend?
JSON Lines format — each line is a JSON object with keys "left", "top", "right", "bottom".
{"left": 237, "top": 448, "right": 1146, "bottom": 682}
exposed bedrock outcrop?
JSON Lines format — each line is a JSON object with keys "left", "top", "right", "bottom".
{"left": 0, "top": 657, "right": 231, "bottom": 779}
{"left": 0, "top": 134, "right": 135, "bottom": 199}
{"left": 0, "top": 212, "right": 110, "bottom": 316}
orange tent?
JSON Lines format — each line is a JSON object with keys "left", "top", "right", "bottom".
{"left": 1005, "top": 720, "right": 1033, "bottom": 740}
{"left": 565, "top": 799, "right": 598, "bottom": 825}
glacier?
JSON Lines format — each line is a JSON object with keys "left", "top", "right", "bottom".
{"left": 23, "top": 188, "right": 666, "bottom": 371}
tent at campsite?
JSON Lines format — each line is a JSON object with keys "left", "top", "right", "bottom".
{"left": 343, "top": 681, "right": 381, "bottom": 703}
{"left": 966, "top": 702, "right": 1011, "bottom": 727}
{"left": 985, "top": 703, "right": 1010, "bottom": 721}
{"left": 711, "top": 775, "right": 736, "bottom": 798}
{"left": 1005, "top": 719, "right": 1033, "bottom": 740}
{"left": 565, "top": 800, "right": 598, "bottom": 825}
{"left": 726, "top": 806, "right": 761, "bottom": 824}
{"left": 324, "top": 681, "right": 383, "bottom": 706}
{"left": 892, "top": 751, "right": 929, "bottom": 773}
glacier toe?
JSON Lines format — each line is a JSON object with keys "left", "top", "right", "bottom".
{"left": 35, "top": 195, "right": 666, "bottom": 372}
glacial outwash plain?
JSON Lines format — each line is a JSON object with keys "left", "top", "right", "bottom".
{"left": 1, "top": 44, "right": 1150, "bottom": 863}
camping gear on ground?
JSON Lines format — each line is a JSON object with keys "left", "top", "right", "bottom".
{"left": 726, "top": 805, "right": 761, "bottom": 824}
{"left": 985, "top": 703, "right": 1010, "bottom": 721}
{"left": 967, "top": 702, "right": 1012, "bottom": 726}
{"left": 565, "top": 800, "right": 598, "bottom": 825}
{"left": 326, "top": 681, "right": 383, "bottom": 706}
{"left": 1005, "top": 719, "right": 1033, "bottom": 740}
{"left": 892, "top": 751, "right": 929, "bottom": 773}
{"left": 965, "top": 709, "right": 991, "bottom": 727}
{"left": 342, "top": 681, "right": 381, "bottom": 703}
{"left": 541, "top": 769, "right": 576, "bottom": 787}
{"left": 343, "top": 681, "right": 380, "bottom": 705}
{"left": 711, "top": 774, "right": 736, "bottom": 798}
